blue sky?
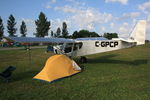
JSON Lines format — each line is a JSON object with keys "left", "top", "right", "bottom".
{"left": 0, "top": 0, "right": 150, "bottom": 39}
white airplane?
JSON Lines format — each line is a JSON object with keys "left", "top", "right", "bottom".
{"left": 6, "top": 20, "right": 147, "bottom": 63}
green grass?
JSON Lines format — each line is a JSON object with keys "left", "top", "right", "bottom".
{"left": 0, "top": 43, "right": 150, "bottom": 100}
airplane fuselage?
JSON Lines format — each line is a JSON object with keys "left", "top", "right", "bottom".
{"left": 53, "top": 40, "right": 136, "bottom": 57}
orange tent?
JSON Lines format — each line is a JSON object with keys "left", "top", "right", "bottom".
{"left": 33, "top": 55, "right": 81, "bottom": 83}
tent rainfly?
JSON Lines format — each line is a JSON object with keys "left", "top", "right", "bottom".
{"left": 33, "top": 55, "right": 81, "bottom": 83}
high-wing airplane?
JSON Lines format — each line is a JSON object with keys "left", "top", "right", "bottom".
{"left": 5, "top": 20, "right": 147, "bottom": 63}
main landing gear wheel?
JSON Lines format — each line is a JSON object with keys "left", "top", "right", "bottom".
{"left": 80, "top": 56, "right": 87, "bottom": 63}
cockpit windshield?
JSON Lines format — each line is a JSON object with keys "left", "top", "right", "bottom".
{"left": 73, "top": 42, "right": 83, "bottom": 51}
{"left": 64, "top": 43, "right": 73, "bottom": 53}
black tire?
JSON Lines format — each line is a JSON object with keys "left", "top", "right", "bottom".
{"left": 80, "top": 56, "right": 87, "bottom": 63}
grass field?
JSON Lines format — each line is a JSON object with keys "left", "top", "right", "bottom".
{"left": 0, "top": 43, "right": 150, "bottom": 100}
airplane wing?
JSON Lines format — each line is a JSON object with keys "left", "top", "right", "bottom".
{"left": 75, "top": 37, "right": 108, "bottom": 41}
{"left": 4, "top": 37, "right": 75, "bottom": 43}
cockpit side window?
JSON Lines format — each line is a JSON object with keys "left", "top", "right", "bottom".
{"left": 64, "top": 43, "right": 73, "bottom": 53}
{"left": 64, "top": 42, "right": 82, "bottom": 53}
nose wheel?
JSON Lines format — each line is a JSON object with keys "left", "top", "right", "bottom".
{"left": 79, "top": 56, "right": 87, "bottom": 63}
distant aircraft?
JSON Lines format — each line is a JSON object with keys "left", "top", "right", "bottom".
{"left": 5, "top": 20, "right": 147, "bottom": 63}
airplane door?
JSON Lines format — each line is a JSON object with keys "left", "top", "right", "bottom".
{"left": 64, "top": 43, "right": 73, "bottom": 56}
{"left": 72, "top": 42, "right": 83, "bottom": 57}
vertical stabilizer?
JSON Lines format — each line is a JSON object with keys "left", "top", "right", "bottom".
{"left": 130, "top": 20, "right": 147, "bottom": 45}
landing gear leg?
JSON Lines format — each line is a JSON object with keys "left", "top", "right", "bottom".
{"left": 79, "top": 56, "right": 87, "bottom": 63}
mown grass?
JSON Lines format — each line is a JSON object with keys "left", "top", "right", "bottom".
{"left": 0, "top": 43, "right": 150, "bottom": 100}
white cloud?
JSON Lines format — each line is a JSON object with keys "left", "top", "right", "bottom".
{"left": 112, "top": 21, "right": 131, "bottom": 38}
{"left": 21, "top": 18, "right": 34, "bottom": 24}
{"left": 55, "top": 6, "right": 113, "bottom": 30}
{"left": 122, "top": 12, "right": 140, "bottom": 19}
{"left": 101, "top": 26, "right": 106, "bottom": 31}
{"left": 45, "top": 0, "right": 57, "bottom": 9}
{"left": 51, "top": 19, "right": 62, "bottom": 32}
{"left": 65, "top": 0, "right": 86, "bottom": 6}
{"left": 105, "top": 0, "right": 128, "bottom": 5}
{"left": 139, "top": 1, "right": 150, "bottom": 11}
{"left": 54, "top": 5, "right": 77, "bottom": 13}
{"left": 119, "top": 27, "right": 127, "bottom": 33}
{"left": 139, "top": 1, "right": 150, "bottom": 15}
{"left": 117, "top": 12, "right": 141, "bottom": 21}
{"left": 71, "top": 8, "right": 113, "bottom": 30}
{"left": 87, "top": 24, "right": 94, "bottom": 30}
{"left": 51, "top": 0, "right": 56, "bottom": 3}
{"left": 46, "top": 4, "right": 52, "bottom": 9}
{"left": 110, "top": 23, "right": 114, "bottom": 28}
{"left": 51, "top": 18, "right": 71, "bottom": 34}
{"left": 123, "top": 22, "right": 128, "bottom": 26}
{"left": 132, "top": 19, "right": 137, "bottom": 24}
{"left": 118, "top": 22, "right": 129, "bottom": 34}
{"left": 118, "top": 28, "right": 130, "bottom": 37}
{"left": 43, "top": 0, "right": 150, "bottom": 40}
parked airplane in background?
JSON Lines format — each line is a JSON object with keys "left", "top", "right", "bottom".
{"left": 5, "top": 20, "right": 147, "bottom": 63}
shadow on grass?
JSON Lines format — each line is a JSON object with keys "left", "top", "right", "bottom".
{"left": 87, "top": 54, "right": 148, "bottom": 66}
{"left": 13, "top": 70, "right": 38, "bottom": 82}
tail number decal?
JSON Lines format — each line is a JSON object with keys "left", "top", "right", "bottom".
{"left": 95, "top": 41, "right": 118, "bottom": 47}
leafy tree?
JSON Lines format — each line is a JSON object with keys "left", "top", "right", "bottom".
{"left": 35, "top": 12, "right": 50, "bottom": 37}
{"left": 72, "top": 30, "right": 100, "bottom": 38}
{"left": 103, "top": 33, "right": 118, "bottom": 40}
{"left": 0, "top": 17, "right": 4, "bottom": 39}
{"left": 72, "top": 31, "right": 78, "bottom": 38}
{"left": 90, "top": 32, "right": 100, "bottom": 37}
{"left": 145, "top": 40, "right": 149, "bottom": 43}
{"left": 62, "top": 22, "right": 68, "bottom": 38}
{"left": 56, "top": 27, "right": 61, "bottom": 37}
{"left": 20, "top": 21, "right": 27, "bottom": 37}
{"left": 7, "top": 14, "right": 17, "bottom": 37}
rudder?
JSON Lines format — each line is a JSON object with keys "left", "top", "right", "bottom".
{"left": 130, "top": 20, "right": 147, "bottom": 45}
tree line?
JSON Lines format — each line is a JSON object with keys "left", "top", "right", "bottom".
{"left": 0, "top": 12, "right": 118, "bottom": 40}
{"left": 0, "top": 12, "right": 69, "bottom": 39}
{"left": 0, "top": 15, "right": 27, "bottom": 38}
